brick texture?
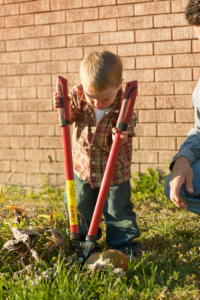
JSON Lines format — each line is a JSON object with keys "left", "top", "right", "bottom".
{"left": 0, "top": 0, "right": 199, "bottom": 186}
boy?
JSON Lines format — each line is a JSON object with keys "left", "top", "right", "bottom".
{"left": 164, "top": 0, "right": 200, "bottom": 215}
{"left": 53, "top": 51, "right": 140, "bottom": 259}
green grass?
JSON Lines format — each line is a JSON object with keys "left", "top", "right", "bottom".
{"left": 0, "top": 169, "right": 200, "bottom": 300}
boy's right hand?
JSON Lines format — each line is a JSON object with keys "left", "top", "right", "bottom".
{"left": 53, "top": 92, "right": 71, "bottom": 109}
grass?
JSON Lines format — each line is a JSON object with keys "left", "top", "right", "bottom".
{"left": 0, "top": 169, "right": 200, "bottom": 299}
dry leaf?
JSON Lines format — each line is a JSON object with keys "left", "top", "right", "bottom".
{"left": 2, "top": 240, "right": 27, "bottom": 253}
{"left": 7, "top": 171, "right": 15, "bottom": 182}
{"left": 47, "top": 229, "right": 68, "bottom": 256}
{"left": 12, "top": 228, "right": 40, "bottom": 246}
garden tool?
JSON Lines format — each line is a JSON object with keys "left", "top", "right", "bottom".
{"left": 57, "top": 76, "right": 137, "bottom": 265}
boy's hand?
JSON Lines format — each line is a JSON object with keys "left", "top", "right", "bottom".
{"left": 112, "top": 124, "right": 130, "bottom": 144}
{"left": 53, "top": 92, "right": 71, "bottom": 109}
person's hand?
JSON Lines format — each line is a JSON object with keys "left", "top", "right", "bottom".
{"left": 53, "top": 92, "right": 60, "bottom": 109}
{"left": 112, "top": 124, "right": 130, "bottom": 144}
{"left": 169, "top": 156, "right": 194, "bottom": 209}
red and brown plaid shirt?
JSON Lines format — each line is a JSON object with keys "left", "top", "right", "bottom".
{"left": 69, "top": 83, "right": 137, "bottom": 188}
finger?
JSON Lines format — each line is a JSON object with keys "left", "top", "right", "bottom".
{"left": 112, "top": 128, "right": 118, "bottom": 134}
{"left": 185, "top": 174, "right": 194, "bottom": 194}
{"left": 53, "top": 92, "right": 57, "bottom": 96}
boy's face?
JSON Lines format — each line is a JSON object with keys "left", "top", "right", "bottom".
{"left": 83, "top": 79, "right": 123, "bottom": 110}
{"left": 193, "top": 25, "right": 200, "bottom": 39}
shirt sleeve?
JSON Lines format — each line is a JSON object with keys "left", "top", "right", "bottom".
{"left": 128, "top": 110, "right": 137, "bottom": 137}
{"left": 68, "top": 87, "right": 80, "bottom": 124}
{"left": 170, "top": 80, "right": 200, "bottom": 171}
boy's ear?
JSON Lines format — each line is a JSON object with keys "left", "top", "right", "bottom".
{"left": 118, "top": 78, "right": 124, "bottom": 90}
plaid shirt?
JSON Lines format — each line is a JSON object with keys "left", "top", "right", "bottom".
{"left": 69, "top": 83, "right": 137, "bottom": 188}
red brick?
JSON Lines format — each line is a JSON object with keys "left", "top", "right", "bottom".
{"left": 135, "top": 28, "right": 171, "bottom": 42}
{"left": 0, "top": 4, "right": 19, "bottom": 16}
{"left": 0, "top": 172, "right": 26, "bottom": 185}
{"left": 0, "top": 28, "right": 19, "bottom": 40}
{"left": 173, "top": 54, "right": 200, "bottom": 68}
{"left": 38, "top": 112, "right": 58, "bottom": 124}
{"left": 0, "top": 113, "right": 7, "bottom": 124}
{"left": 135, "top": 2, "right": 170, "bottom": 16}
{"left": 118, "top": 16, "right": 153, "bottom": 31}
{"left": 0, "top": 89, "right": 6, "bottom": 99}
{"left": 99, "top": 5, "right": 133, "bottom": 18}
{"left": 5, "top": 15, "right": 34, "bottom": 28}
{"left": 68, "top": 60, "right": 81, "bottom": 73}
{"left": 118, "top": 0, "right": 150, "bottom": 3}
{"left": 135, "top": 124, "right": 156, "bottom": 136}
{"left": 193, "top": 68, "right": 200, "bottom": 80}
{"left": 84, "top": 45, "right": 117, "bottom": 56}
{"left": 154, "top": 41, "right": 191, "bottom": 55}
{"left": 84, "top": 19, "right": 116, "bottom": 33}
{"left": 27, "top": 174, "right": 54, "bottom": 186}
{"left": 40, "top": 137, "right": 62, "bottom": 149}
{"left": 52, "top": 73, "right": 80, "bottom": 86}
{"left": 23, "top": 100, "right": 52, "bottom": 112}
{"left": 134, "top": 97, "right": 155, "bottom": 109}
{"left": 21, "top": 75, "right": 51, "bottom": 87}
{"left": 136, "top": 55, "right": 172, "bottom": 69}
{"left": 158, "top": 124, "right": 194, "bottom": 137}
{"left": 139, "top": 110, "right": 174, "bottom": 123}
{"left": 4, "top": 0, "right": 31, "bottom": 3}
{"left": 140, "top": 164, "right": 169, "bottom": 174}
{"left": 0, "top": 137, "right": 9, "bottom": 147}
{"left": 35, "top": 11, "right": 65, "bottom": 25}
{"left": 25, "top": 125, "right": 54, "bottom": 136}
{"left": 0, "top": 17, "right": 4, "bottom": 28}
{"left": 123, "top": 70, "right": 154, "bottom": 82}
{"left": 21, "top": 50, "right": 51, "bottom": 63}
{"left": 0, "top": 149, "right": 24, "bottom": 160}
{"left": 0, "top": 161, "right": 10, "bottom": 172}
{"left": 56, "top": 149, "right": 64, "bottom": 161}
{"left": 132, "top": 137, "right": 139, "bottom": 149}
{"left": 175, "top": 81, "right": 197, "bottom": 95}
{"left": 10, "top": 137, "right": 39, "bottom": 148}
{"left": 25, "top": 149, "right": 55, "bottom": 162}
{"left": 36, "top": 36, "right": 66, "bottom": 49}
{"left": 51, "top": 0, "right": 82, "bottom": 10}
{"left": 172, "top": 26, "right": 196, "bottom": 40}
{"left": 155, "top": 68, "right": 192, "bottom": 82}
{"left": 37, "top": 87, "right": 55, "bottom": 99}
{"left": 172, "top": 0, "right": 188, "bottom": 13}
{"left": 0, "top": 52, "right": 20, "bottom": 63}
{"left": 100, "top": 31, "right": 134, "bottom": 45}
{"left": 36, "top": 62, "right": 67, "bottom": 74}
{"left": 121, "top": 57, "right": 135, "bottom": 70}
{"left": 0, "top": 124, "right": 23, "bottom": 136}
{"left": 67, "top": 33, "right": 99, "bottom": 47}
{"left": 83, "top": 0, "right": 115, "bottom": 7}
{"left": 0, "top": 76, "right": 20, "bottom": 88}
{"left": 159, "top": 151, "right": 179, "bottom": 163}
{"left": 154, "top": 14, "right": 187, "bottom": 28}
{"left": 7, "top": 63, "right": 35, "bottom": 75}
{"left": 131, "top": 163, "right": 139, "bottom": 177}
{"left": 176, "top": 110, "right": 195, "bottom": 123}
{"left": 6, "top": 39, "right": 34, "bottom": 52}
{"left": 140, "top": 137, "right": 176, "bottom": 150}
{"left": 51, "top": 23, "right": 82, "bottom": 36}
{"left": 0, "top": 66, "right": 6, "bottom": 76}
{"left": 8, "top": 87, "right": 36, "bottom": 100}
{"left": 138, "top": 82, "right": 174, "bottom": 96}
{"left": 20, "top": 25, "right": 50, "bottom": 38}
{"left": 41, "top": 162, "right": 65, "bottom": 174}
{"left": 55, "top": 125, "right": 62, "bottom": 136}
{"left": 51, "top": 48, "right": 83, "bottom": 61}
{"left": 8, "top": 112, "right": 37, "bottom": 124}
{"left": 56, "top": 174, "right": 66, "bottom": 185}
{"left": 192, "top": 40, "right": 200, "bottom": 53}
{"left": 67, "top": 8, "right": 98, "bottom": 22}
{"left": 0, "top": 41, "right": 4, "bottom": 52}
{"left": 118, "top": 43, "right": 153, "bottom": 56}
{"left": 11, "top": 161, "right": 39, "bottom": 173}
{"left": 132, "top": 150, "right": 158, "bottom": 163}
{"left": 156, "top": 96, "right": 193, "bottom": 109}
{"left": 20, "top": 1, "right": 49, "bottom": 14}
{"left": 177, "top": 137, "right": 187, "bottom": 149}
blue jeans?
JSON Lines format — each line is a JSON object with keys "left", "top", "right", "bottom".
{"left": 164, "top": 159, "right": 200, "bottom": 215}
{"left": 64, "top": 173, "right": 141, "bottom": 255}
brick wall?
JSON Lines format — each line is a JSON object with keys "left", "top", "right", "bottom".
{"left": 0, "top": 0, "right": 196, "bottom": 186}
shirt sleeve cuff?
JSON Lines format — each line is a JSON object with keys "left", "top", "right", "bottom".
{"left": 169, "top": 148, "right": 196, "bottom": 171}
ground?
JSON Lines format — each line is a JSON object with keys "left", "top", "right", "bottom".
{"left": 0, "top": 169, "right": 200, "bottom": 300}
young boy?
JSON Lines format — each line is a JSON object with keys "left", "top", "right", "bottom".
{"left": 53, "top": 51, "right": 140, "bottom": 259}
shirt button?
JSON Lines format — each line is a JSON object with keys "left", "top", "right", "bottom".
{"left": 92, "top": 173, "right": 96, "bottom": 177}
{"left": 91, "top": 129, "right": 94, "bottom": 133}
{"left": 91, "top": 114, "right": 94, "bottom": 117}
{"left": 92, "top": 161, "right": 95, "bottom": 165}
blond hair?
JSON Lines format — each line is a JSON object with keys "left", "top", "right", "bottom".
{"left": 79, "top": 51, "right": 122, "bottom": 93}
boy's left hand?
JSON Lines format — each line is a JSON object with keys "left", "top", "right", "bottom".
{"left": 112, "top": 124, "right": 130, "bottom": 144}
